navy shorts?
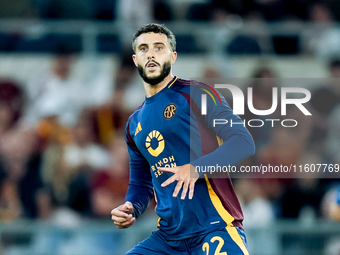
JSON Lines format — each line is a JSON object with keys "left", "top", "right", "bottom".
{"left": 126, "top": 226, "right": 249, "bottom": 255}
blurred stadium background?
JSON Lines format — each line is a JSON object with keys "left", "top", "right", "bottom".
{"left": 0, "top": 0, "right": 340, "bottom": 254}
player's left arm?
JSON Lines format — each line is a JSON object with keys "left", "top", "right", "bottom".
{"left": 189, "top": 87, "right": 255, "bottom": 172}
{"left": 160, "top": 86, "right": 255, "bottom": 200}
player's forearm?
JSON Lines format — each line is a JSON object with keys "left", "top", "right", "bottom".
{"left": 190, "top": 130, "right": 255, "bottom": 177}
{"left": 125, "top": 183, "right": 154, "bottom": 219}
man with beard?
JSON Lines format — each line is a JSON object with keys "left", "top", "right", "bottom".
{"left": 111, "top": 23, "right": 255, "bottom": 255}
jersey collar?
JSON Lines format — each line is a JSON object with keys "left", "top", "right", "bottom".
{"left": 144, "top": 76, "right": 177, "bottom": 104}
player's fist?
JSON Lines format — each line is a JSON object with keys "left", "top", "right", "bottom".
{"left": 121, "top": 201, "right": 133, "bottom": 214}
{"left": 111, "top": 202, "right": 135, "bottom": 229}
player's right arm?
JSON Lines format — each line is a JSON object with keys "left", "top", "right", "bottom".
{"left": 111, "top": 117, "right": 154, "bottom": 229}
{"left": 124, "top": 145, "right": 154, "bottom": 219}
{"left": 111, "top": 201, "right": 135, "bottom": 229}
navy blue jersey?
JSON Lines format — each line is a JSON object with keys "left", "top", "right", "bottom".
{"left": 125, "top": 77, "right": 255, "bottom": 240}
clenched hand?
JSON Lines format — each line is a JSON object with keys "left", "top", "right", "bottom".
{"left": 111, "top": 202, "right": 135, "bottom": 229}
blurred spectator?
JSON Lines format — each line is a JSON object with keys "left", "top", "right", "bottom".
{"left": 244, "top": 67, "right": 279, "bottom": 149}
{"left": 91, "top": 134, "right": 129, "bottom": 218}
{"left": 0, "top": 80, "right": 24, "bottom": 136}
{"left": 309, "top": 2, "right": 333, "bottom": 22}
{"left": 117, "top": 0, "right": 153, "bottom": 45}
{"left": 258, "top": 127, "right": 303, "bottom": 171}
{"left": 235, "top": 179, "right": 274, "bottom": 227}
{"left": 41, "top": 110, "right": 110, "bottom": 216}
{"left": 0, "top": 79, "right": 43, "bottom": 219}
{"left": 35, "top": 187, "right": 53, "bottom": 220}
{"left": 321, "top": 184, "right": 340, "bottom": 221}
{"left": 330, "top": 187, "right": 340, "bottom": 222}
{"left": 25, "top": 45, "right": 87, "bottom": 128}
{"left": 63, "top": 110, "right": 110, "bottom": 171}
{"left": 0, "top": 179, "right": 22, "bottom": 221}
{"left": 309, "top": 59, "right": 340, "bottom": 154}
{"left": 311, "top": 59, "right": 340, "bottom": 114}
{"left": 248, "top": 67, "right": 279, "bottom": 110}
{"left": 273, "top": 145, "right": 324, "bottom": 219}
{"left": 117, "top": 0, "right": 152, "bottom": 26}
{"left": 113, "top": 48, "right": 140, "bottom": 110}
{"left": 325, "top": 104, "right": 340, "bottom": 164}
{"left": 201, "top": 55, "right": 236, "bottom": 80}
{"left": 36, "top": 114, "right": 73, "bottom": 151}
{"left": 202, "top": 66, "right": 221, "bottom": 79}
{"left": 117, "top": 0, "right": 172, "bottom": 44}
{"left": 256, "top": 125, "right": 308, "bottom": 218}
{"left": 308, "top": 4, "right": 340, "bottom": 61}
{"left": 234, "top": 178, "right": 276, "bottom": 255}
{"left": 1, "top": 129, "right": 42, "bottom": 218}
{"left": 91, "top": 49, "right": 140, "bottom": 146}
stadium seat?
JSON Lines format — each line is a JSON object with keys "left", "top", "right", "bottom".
{"left": 226, "top": 35, "right": 262, "bottom": 55}
{"left": 153, "top": 0, "right": 174, "bottom": 21}
{"left": 272, "top": 35, "right": 301, "bottom": 55}
{"left": 0, "top": 33, "right": 19, "bottom": 52}
{"left": 93, "top": 0, "right": 117, "bottom": 21}
{"left": 14, "top": 34, "right": 82, "bottom": 53}
{"left": 186, "top": 3, "right": 213, "bottom": 21}
{"left": 14, "top": 36, "right": 56, "bottom": 53}
{"left": 175, "top": 34, "right": 204, "bottom": 54}
{"left": 96, "top": 34, "right": 121, "bottom": 53}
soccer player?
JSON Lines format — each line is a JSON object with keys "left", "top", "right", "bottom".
{"left": 111, "top": 23, "right": 255, "bottom": 255}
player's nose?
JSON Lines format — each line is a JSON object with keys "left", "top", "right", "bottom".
{"left": 146, "top": 49, "right": 155, "bottom": 59}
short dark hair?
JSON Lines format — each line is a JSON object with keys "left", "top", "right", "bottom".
{"left": 132, "top": 23, "right": 176, "bottom": 53}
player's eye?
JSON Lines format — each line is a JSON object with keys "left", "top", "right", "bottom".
{"left": 156, "top": 46, "right": 163, "bottom": 50}
{"left": 140, "top": 46, "right": 147, "bottom": 51}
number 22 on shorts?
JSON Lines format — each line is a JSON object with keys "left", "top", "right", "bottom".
{"left": 202, "top": 236, "right": 227, "bottom": 255}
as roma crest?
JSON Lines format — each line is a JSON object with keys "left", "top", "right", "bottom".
{"left": 163, "top": 104, "right": 177, "bottom": 119}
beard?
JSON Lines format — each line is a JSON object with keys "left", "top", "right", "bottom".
{"left": 137, "top": 60, "right": 171, "bottom": 86}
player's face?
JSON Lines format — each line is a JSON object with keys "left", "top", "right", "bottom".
{"left": 133, "top": 33, "right": 177, "bottom": 85}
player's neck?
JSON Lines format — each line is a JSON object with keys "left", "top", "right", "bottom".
{"left": 144, "top": 74, "right": 174, "bottom": 98}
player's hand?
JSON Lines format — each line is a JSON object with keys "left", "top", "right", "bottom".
{"left": 159, "top": 164, "right": 199, "bottom": 200}
{"left": 111, "top": 202, "right": 135, "bottom": 229}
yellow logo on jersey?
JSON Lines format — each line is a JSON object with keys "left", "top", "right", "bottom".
{"left": 135, "top": 122, "right": 142, "bottom": 136}
{"left": 145, "top": 130, "right": 165, "bottom": 157}
{"left": 163, "top": 104, "right": 177, "bottom": 119}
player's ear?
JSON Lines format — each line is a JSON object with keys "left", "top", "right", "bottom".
{"left": 171, "top": 51, "right": 177, "bottom": 65}
{"left": 132, "top": 54, "right": 138, "bottom": 67}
